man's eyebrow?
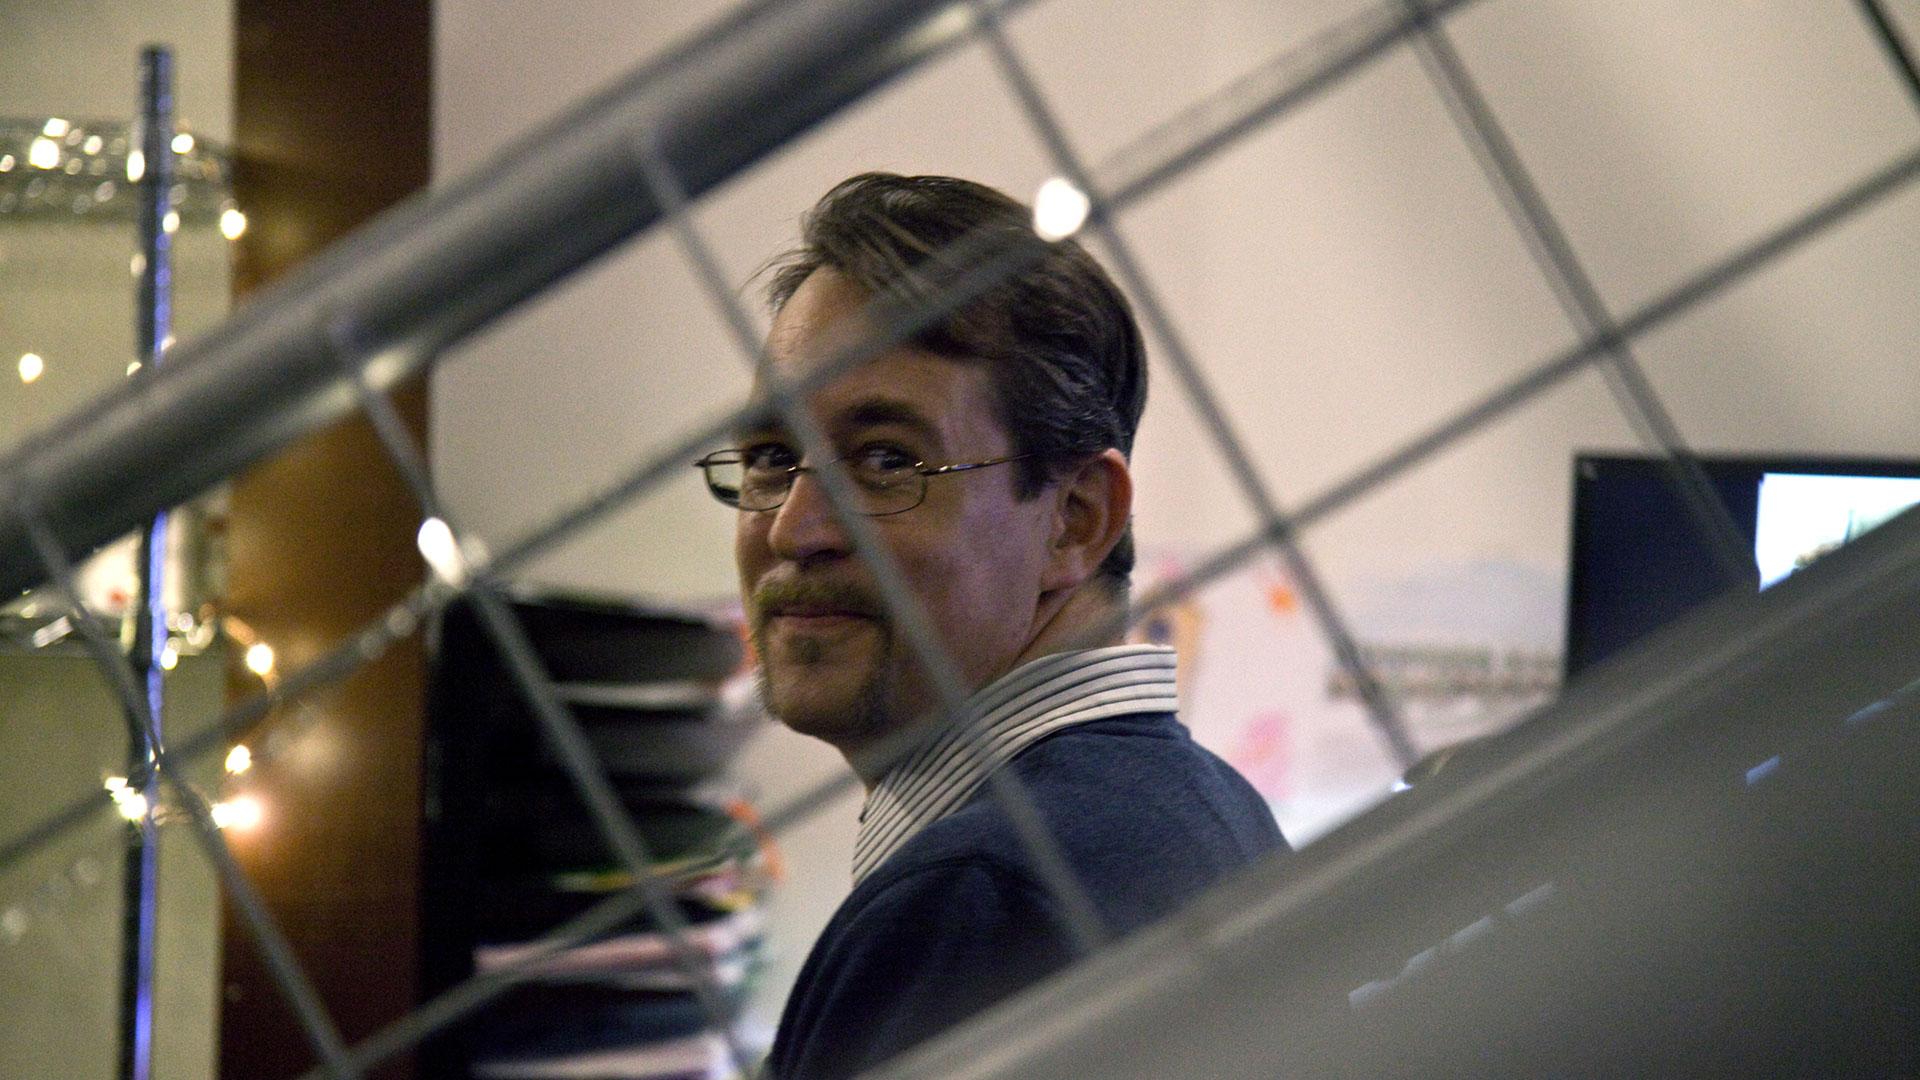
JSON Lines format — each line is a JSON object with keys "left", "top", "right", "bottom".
{"left": 839, "top": 397, "right": 939, "bottom": 443}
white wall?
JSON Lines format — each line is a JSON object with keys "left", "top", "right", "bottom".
{"left": 433, "top": 0, "right": 1920, "bottom": 1034}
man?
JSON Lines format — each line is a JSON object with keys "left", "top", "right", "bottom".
{"left": 696, "top": 174, "right": 1285, "bottom": 1079}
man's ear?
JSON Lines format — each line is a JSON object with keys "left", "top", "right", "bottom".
{"left": 1042, "top": 449, "right": 1132, "bottom": 593}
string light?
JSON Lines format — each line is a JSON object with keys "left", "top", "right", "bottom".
{"left": 210, "top": 796, "right": 263, "bottom": 831}
{"left": 27, "top": 137, "right": 59, "bottom": 170}
{"left": 6, "top": 118, "right": 230, "bottom": 220}
{"left": 245, "top": 642, "right": 274, "bottom": 676}
{"left": 1032, "top": 177, "right": 1090, "bottom": 241}
{"left": 103, "top": 776, "right": 149, "bottom": 822}
{"left": 417, "top": 516, "right": 474, "bottom": 586}
{"left": 225, "top": 744, "right": 253, "bottom": 774}
{"left": 18, "top": 353, "right": 43, "bottom": 383}
{"left": 220, "top": 207, "right": 247, "bottom": 239}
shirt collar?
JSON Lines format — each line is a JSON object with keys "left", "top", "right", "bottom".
{"left": 850, "top": 644, "right": 1177, "bottom": 885}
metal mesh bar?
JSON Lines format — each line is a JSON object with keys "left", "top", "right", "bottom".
{"left": 970, "top": 0, "right": 1418, "bottom": 767}
{"left": 2, "top": 1, "right": 1917, "bottom": 1077}
{"left": 1396, "top": 0, "right": 1755, "bottom": 590}
{"left": 333, "top": 340, "right": 761, "bottom": 1071}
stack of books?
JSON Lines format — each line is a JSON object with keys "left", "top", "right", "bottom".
{"left": 423, "top": 593, "right": 768, "bottom": 1080}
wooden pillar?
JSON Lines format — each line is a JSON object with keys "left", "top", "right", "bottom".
{"left": 222, "top": 2, "right": 431, "bottom": 1077}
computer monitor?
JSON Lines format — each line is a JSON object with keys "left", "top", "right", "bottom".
{"left": 1564, "top": 453, "right": 1920, "bottom": 679}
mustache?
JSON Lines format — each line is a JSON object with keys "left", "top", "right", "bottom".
{"left": 749, "top": 578, "right": 887, "bottom": 624}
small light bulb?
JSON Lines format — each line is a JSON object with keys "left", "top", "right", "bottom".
{"left": 158, "top": 642, "right": 179, "bottom": 670}
{"left": 417, "top": 517, "right": 470, "bottom": 586}
{"left": 126, "top": 149, "right": 145, "bottom": 183}
{"left": 1032, "top": 177, "right": 1091, "bottom": 241}
{"left": 161, "top": 210, "right": 180, "bottom": 234}
{"left": 83, "top": 134, "right": 103, "bottom": 155}
{"left": 28, "top": 137, "right": 60, "bottom": 170}
{"left": 211, "top": 795, "right": 263, "bottom": 831}
{"left": 116, "top": 792, "right": 149, "bottom": 821}
{"left": 245, "top": 642, "right": 274, "bottom": 675}
{"left": 0, "top": 154, "right": 14, "bottom": 172}
{"left": 225, "top": 744, "right": 252, "bottom": 774}
{"left": 126, "top": 361, "right": 143, "bottom": 377}
{"left": 220, "top": 207, "right": 247, "bottom": 240}
{"left": 42, "top": 118, "right": 69, "bottom": 138}
{"left": 170, "top": 132, "right": 194, "bottom": 154}
{"left": 19, "top": 353, "right": 44, "bottom": 383}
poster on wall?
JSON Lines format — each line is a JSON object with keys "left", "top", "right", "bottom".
{"left": 1132, "top": 550, "right": 1562, "bottom": 844}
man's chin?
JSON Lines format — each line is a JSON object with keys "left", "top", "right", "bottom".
{"left": 759, "top": 667, "right": 890, "bottom": 748}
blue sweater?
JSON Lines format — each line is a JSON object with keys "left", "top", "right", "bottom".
{"left": 768, "top": 711, "right": 1287, "bottom": 1079}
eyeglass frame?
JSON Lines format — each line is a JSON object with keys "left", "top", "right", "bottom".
{"left": 693, "top": 447, "right": 1033, "bottom": 516}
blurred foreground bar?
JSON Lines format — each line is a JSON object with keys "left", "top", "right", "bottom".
{"left": 882, "top": 502, "right": 1920, "bottom": 1079}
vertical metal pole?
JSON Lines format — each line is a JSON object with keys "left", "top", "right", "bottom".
{"left": 120, "top": 43, "right": 174, "bottom": 1080}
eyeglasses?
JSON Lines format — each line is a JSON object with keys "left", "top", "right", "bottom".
{"left": 693, "top": 446, "right": 1030, "bottom": 516}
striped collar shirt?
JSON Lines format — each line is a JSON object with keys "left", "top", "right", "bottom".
{"left": 851, "top": 644, "right": 1179, "bottom": 886}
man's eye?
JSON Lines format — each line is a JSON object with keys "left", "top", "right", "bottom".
{"left": 849, "top": 445, "right": 918, "bottom": 476}
{"left": 742, "top": 443, "right": 799, "bottom": 471}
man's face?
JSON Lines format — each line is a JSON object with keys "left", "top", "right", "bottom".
{"left": 735, "top": 269, "right": 1057, "bottom": 761}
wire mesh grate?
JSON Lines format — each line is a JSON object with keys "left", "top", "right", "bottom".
{"left": 3, "top": 0, "right": 1919, "bottom": 1077}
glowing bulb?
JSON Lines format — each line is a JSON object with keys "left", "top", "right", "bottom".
{"left": 170, "top": 132, "right": 194, "bottom": 154}
{"left": 18, "top": 353, "right": 43, "bottom": 383}
{"left": 161, "top": 210, "right": 180, "bottom": 234}
{"left": 126, "top": 149, "right": 145, "bottom": 182}
{"left": 1032, "top": 177, "right": 1091, "bottom": 241}
{"left": 42, "top": 118, "right": 69, "bottom": 138}
{"left": 245, "top": 642, "right": 274, "bottom": 675}
{"left": 220, "top": 207, "right": 247, "bottom": 240}
{"left": 126, "top": 361, "right": 143, "bottom": 377}
{"left": 104, "top": 777, "right": 149, "bottom": 821}
{"left": 225, "top": 744, "right": 252, "bottom": 774}
{"left": 417, "top": 516, "right": 469, "bottom": 586}
{"left": 28, "top": 137, "right": 60, "bottom": 170}
{"left": 83, "top": 134, "right": 103, "bottom": 155}
{"left": 211, "top": 795, "right": 263, "bottom": 831}
{"left": 158, "top": 642, "right": 179, "bottom": 670}
{"left": 0, "top": 155, "right": 13, "bottom": 172}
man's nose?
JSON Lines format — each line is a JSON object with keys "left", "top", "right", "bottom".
{"left": 765, "top": 467, "right": 854, "bottom": 563}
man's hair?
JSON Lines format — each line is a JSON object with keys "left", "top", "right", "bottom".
{"left": 764, "top": 172, "right": 1148, "bottom": 587}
